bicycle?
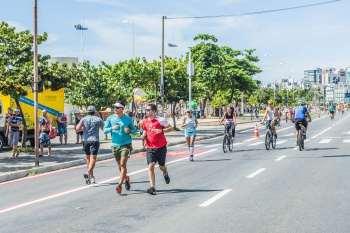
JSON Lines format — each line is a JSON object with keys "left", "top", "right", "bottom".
{"left": 261, "top": 122, "right": 276, "bottom": 150}
{"left": 222, "top": 124, "right": 234, "bottom": 153}
{"left": 297, "top": 121, "right": 306, "bottom": 151}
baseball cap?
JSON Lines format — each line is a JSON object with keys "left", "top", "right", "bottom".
{"left": 186, "top": 108, "right": 192, "bottom": 113}
{"left": 14, "top": 108, "right": 20, "bottom": 112}
{"left": 113, "top": 101, "right": 125, "bottom": 108}
{"left": 87, "top": 106, "right": 96, "bottom": 112}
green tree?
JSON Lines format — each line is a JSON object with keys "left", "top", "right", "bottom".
{"left": 0, "top": 21, "right": 70, "bottom": 146}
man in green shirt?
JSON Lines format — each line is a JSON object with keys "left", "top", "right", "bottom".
{"left": 104, "top": 101, "right": 136, "bottom": 195}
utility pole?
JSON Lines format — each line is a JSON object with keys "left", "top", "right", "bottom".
{"left": 160, "top": 16, "right": 165, "bottom": 116}
{"left": 74, "top": 14, "right": 88, "bottom": 62}
{"left": 33, "top": 0, "right": 39, "bottom": 166}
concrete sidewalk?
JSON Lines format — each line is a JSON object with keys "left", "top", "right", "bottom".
{"left": 0, "top": 117, "right": 261, "bottom": 183}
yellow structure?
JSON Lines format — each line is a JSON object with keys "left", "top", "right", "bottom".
{"left": 0, "top": 88, "right": 64, "bottom": 150}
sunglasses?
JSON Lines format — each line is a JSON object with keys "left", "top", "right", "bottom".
{"left": 187, "top": 111, "right": 191, "bottom": 113}
{"left": 146, "top": 109, "right": 153, "bottom": 111}
{"left": 114, "top": 107, "right": 121, "bottom": 109}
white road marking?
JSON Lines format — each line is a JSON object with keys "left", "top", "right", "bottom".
{"left": 0, "top": 149, "right": 218, "bottom": 214}
{"left": 276, "top": 140, "right": 287, "bottom": 145}
{"left": 311, "top": 127, "right": 332, "bottom": 138}
{"left": 343, "top": 139, "right": 350, "bottom": 143}
{"left": 204, "top": 143, "right": 222, "bottom": 148}
{"left": 248, "top": 142, "right": 264, "bottom": 146}
{"left": 319, "top": 139, "right": 332, "bottom": 144}
{"left": 247, "top": 168, "right": 266, "bottom": 178}
{"left": 199, "top": 189, "right": 232, "bottom": 207}
{"left": 275, "top": 156, "right": 286, "bottom": 161}
{"left": 283, "top": 133, "right": 294, "bottom": 136}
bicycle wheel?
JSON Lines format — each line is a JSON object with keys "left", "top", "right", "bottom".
{"left": 298, "top": 130, "right": 303, "bottom": 151}
{"left": 228, "top": 137, "right": 234, "bottom": 151}
{"left": 223, "top": 135, "right": 228, "bottom": 153}
{"left": 272, "top": 133, "right": 277, "bottom": 149}
{"left": 265, "top": 132, "right": 270, "bottom": 150}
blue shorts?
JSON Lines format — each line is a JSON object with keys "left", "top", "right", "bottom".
{"left": 266, "top": 120, "right": 278, "bottom": 128}
{"left": 58, "top": 127, "right": 67, "bottom": 134}
{"left": 185, "top": 131, "right": 196, "bottom": 138}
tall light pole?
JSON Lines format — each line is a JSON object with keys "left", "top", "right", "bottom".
{"left": 74, "top": 14, "right": 88, "bottom": 62}
{"left": 187, "top": 46, "right": 194, "bottom": 109}
{"left": 123, "top": 20, "right": 134, "bottom": 59}
{"left": 168, "top": 43, "right": 178, "bottom": 58}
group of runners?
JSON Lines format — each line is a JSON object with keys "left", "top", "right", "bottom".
{"left": 77, "top": 102, "right": 201, "bottom": 195}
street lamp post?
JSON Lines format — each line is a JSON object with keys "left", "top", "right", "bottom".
{"left": 123, "top": 20, "right": 135, "bottom": 59}
{"left": 74, "top": 14, "right": 88, "bottom": 62}
{"left": 187, "top": 46, "right": 194, "bottom": 109}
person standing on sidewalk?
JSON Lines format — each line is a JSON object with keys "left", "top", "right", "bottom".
{"left": 57, "top": 112, "right": 68, "bottom": 145}
{"left": 180, "top": 109, "right": 198, "bottom": 161}
{"left": 8, "top": 108, "right": 22, "bottom": 159}
{"left": 141, "top": 103, "right": 173, "bottom": 195}
{"left": 39, "top": 110, "right": 52, "bottom": 157}
{"left": 74, "top": 111, "right": 84, "bottom": 144}
{"left": 104, "top": 101, "right": 136, "bottom": 195}
{"left": 76, "top": 106, "right": 104, "bottom": 186}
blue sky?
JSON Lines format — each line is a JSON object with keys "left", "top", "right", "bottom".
{"left": 1, "top": 0, "right": 348, "bottom": 83}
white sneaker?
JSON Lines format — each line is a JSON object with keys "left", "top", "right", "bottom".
{"left": 90, "top": 177, "right": 96, "bottom": 186}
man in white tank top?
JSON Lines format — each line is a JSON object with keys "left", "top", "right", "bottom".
{"left": 261, "top": 100, "right": 279, "bottom": 138}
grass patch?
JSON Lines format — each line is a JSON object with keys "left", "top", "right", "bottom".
{"left": 173, "top": 127, "right": 181, "bottom": 131}
{"left": 19, "top": 147, "right": 35, "bottom": 153}
{"left": 28, "top": 169, "right": 36, "bottom": 176}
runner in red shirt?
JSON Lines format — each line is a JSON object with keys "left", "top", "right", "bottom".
{"left": 141, "top": 104, "right": 173, "bottom": 195}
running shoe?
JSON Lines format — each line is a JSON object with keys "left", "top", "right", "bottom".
{"left": 164, "top": 172, "right": 170, "bottom": 184}
{"left": 90, "top": 177, "right": 96, "bottom": 186}
{"left": 125, "top": 176, "right": 131, "bottom": 190}
{"left": 116, "top": 184, "right": 122, "bottom": 195}
{"left": 147, "top": 186, "right": 156, "bottom": 195}
{"left": 295, "top": 141, "right": 299, "bottom": 146}
{"left": 189, "top": 155, "right": 194, "bottom": 161}
{"left": 84, "top": 173, "right": 91, "bottom": 185}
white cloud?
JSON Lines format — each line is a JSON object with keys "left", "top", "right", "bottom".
{"left": 7, "top": 21, "right": 28, "bottom": 32}
{"left": 74, "top": 0, "right": 125, "bottom": 6}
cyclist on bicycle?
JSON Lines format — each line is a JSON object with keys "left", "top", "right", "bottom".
{"left": 292, "top": 99, "right": 311, "bottom": 146}
{"left": 329, "top": 105, "right": 335, "bottom": 118}
{"left": 261, "top": 100, "right": 279, "bottom": 138}
{"left": 219, "top": 106, "right": 237, "bottom": 140}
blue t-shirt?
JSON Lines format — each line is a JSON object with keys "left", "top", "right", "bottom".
{"left": 103, "top": 114, "right": 136, "bottom": 147}
{"left": 11, "top": 114, "right": 22, "bottom": 132}
{"left": 329, "top": 106, "right": 334, "bottom": 111}
{"left": 294, "top": 106, "right": 308, "bottom": 120}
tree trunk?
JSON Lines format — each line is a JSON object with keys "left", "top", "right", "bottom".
{"left": 172, "top": 102, "right": 177, "bottom": 129}
{"left": 97, "top": 110, "right": 108, "bottom": 140}
{"left": 15, "top": 98, "right": 27, "bottom": 148}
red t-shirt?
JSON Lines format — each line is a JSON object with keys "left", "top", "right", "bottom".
{"left": 143, "top": 116, "right": 169, "bottom": 149}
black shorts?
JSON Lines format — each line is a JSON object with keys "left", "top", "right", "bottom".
{"left": 330, "top": 111, "right": 334, "bottom": 114}
{"left": 76, "top": 131, "right": 83, "bottom": 135}
{"left": 295, "top": 119, "right": 308, "bottom": 130}
{"left": 83, "top": 141, "right": 100, "bottom": 155}
{"left": 146, "top": 145, "right": 167, "bottom": 166}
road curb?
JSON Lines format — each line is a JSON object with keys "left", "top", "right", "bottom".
{"left": 0, "top": 126, "right": 255, "bottom": 183}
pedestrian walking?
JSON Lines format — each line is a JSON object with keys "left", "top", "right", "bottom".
{"left": 141, "top": 103, "right": 173, "bottom": 195}
{"left": 39, "top": 110, "right": 52, "bottom": 157}
{"left": 180, "top": 109, "right": 198, "bottom": 161}
{"left": 76, "top": 106, "right": 104, "bottom": 186}
{"left": 104, "top": 101, "right": 136, "bottom": 195}
{"left": 8, "top": 108, "right": 22, "bottom": 159}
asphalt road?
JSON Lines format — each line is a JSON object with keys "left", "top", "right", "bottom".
{"left": 1, "top": 112, "right": 350, "bottom": 233}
